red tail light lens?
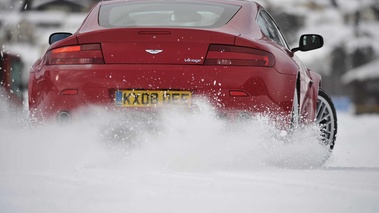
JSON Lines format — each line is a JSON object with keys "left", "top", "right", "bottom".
{"left": 47, "top": 44, "right": 104, "bottom": 65}
{"left": 205, "top": 45, "right": 275, "bottom": 67}
{"left": 60, "top": 89, "right": 78, "bottom": 95}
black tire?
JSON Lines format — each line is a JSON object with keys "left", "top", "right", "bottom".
{"left": 315, "top": 88, "right": 338, "bottom": 151}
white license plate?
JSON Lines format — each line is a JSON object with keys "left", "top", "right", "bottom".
{"left": 115, "top": 90, "right": 192, "bottom": 107}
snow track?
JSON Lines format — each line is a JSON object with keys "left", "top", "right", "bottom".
{"left": 0, "top": 99, "right": 378, "bottom": 213}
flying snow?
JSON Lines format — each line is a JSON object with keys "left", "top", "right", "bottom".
{"left": 0, "top": 94, "right": 331, "bottom": 175}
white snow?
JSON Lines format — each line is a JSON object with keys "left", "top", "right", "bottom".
{"left": 1, "top": 1, "right": 379, "bottom": 212}
{"left": 0, "top": 97, "right": 378, "bottom": 213}
{"left": 342, "top": 59, "right": 379, "bottom": 83}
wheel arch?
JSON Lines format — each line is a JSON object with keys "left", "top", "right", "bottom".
{"left": 309, "top": 70, "right": 321, "bottom": 92}
{"left": 296, "top": 70, "right": 322, "bottom": 121}
{"left": 309, "top": 70, "right": 322, "bottom": 119}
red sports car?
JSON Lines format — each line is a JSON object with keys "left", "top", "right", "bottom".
{"left": 28, "top": 0, "right": 337, "bottom": 150}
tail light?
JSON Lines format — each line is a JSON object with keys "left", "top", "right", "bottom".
{"left": 204, "top": 45, "right": 275, "bottom": 67}
{"left": 46, "top": 44, "right": 104, "bottom": 65}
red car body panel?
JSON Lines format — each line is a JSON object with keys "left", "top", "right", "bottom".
{"left": 28, "top": 0, "right": 320, "bottom": 125}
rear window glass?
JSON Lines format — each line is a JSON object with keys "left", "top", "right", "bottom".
{"left": 99, "top": 1, "right": 240, "bottom": 28}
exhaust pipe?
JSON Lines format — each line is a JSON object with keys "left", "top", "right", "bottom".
{"left": 57, "top": 111, "right": 71, "bottom": 122}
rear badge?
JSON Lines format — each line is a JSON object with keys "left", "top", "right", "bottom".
{"left": 145, "top": 49, "right": 163, "bottom": 54}
{"left": 184, "top": 58, "right": 202, "bottom": 63}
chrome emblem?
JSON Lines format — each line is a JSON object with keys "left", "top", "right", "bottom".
{"left": 145, "top": 49, "right": 163, "bottom": 55}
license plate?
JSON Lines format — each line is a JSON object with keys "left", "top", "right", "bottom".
{"left": 115, "top": 90, "right": 192, "bottom": 107}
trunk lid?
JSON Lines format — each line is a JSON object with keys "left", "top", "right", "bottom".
{"left": 76, "top": 28, "right": 238, "bottom": 65}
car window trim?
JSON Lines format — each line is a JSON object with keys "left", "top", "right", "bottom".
{"left": 257, "top": 9, "right": 290, "bottom": 50}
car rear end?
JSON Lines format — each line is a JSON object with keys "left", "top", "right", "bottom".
{"left": 28, "top": 0, "right": 295, "bottom": 123}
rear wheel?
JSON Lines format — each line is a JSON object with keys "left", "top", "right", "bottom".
{"left": 315, "top": 88, "right": 337, "bottom": 151}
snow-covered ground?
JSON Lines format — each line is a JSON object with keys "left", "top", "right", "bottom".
{"left": 1, "top": 0, "right": 378, "bottom": 212}
{"left": 0, "top": 97, "right": 378, "bottom": 213}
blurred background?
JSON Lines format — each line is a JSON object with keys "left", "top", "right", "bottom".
{"left": 0, "top": 0, "right": 378, "bottom": 114}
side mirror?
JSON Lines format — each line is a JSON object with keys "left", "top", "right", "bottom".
{"left": 49, "top": 32, "right": 72, "bottom": 45}
{"left": 291, "top": 34, "right": 324, "bottom": 52}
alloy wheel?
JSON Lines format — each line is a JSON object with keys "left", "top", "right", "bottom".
{"left": 315, "top": 89, "right": 337, "bottom": 150}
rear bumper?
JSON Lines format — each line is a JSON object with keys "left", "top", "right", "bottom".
{"left": 29, "top": 64, "right": 296, "bottom": 123}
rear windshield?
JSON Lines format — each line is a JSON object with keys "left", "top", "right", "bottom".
{"left": 99, "top": 1, "right": 241, "bottom": 28}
